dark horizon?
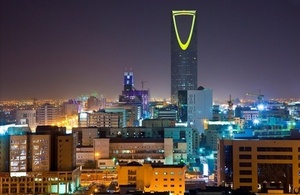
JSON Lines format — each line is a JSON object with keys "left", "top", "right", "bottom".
{"left": 1, "top": 0, "right": 300, "bottom": 102}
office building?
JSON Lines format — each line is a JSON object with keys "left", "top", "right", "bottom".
{"left": 16, "top": 109, "right": 37, "bottom": 132}
{"left": 217, "top": 137, "right": 300, "bottom": 193}
{"left": 119, "top": 71, "right": 149, "bottom": 119}
{"left": 62, "top": 99, "right": 80, "bottom": 117}
{"left": 171, "top": 10, "right": 198, "bottom": 103}
{"left": 87, "top": 96, "right": 100, "bottom": 111}
{"left": 178, "top": 87, "right": 213, "bottom": 134}
{"left": 94, "top": 138, "right": 174, "bottom": 166}
{"left": 78, "top": 110, "right": 125, "bottom": 128}
{"left": 36, "top": 103, "right": 59, "bottom": 125}
{"left": 0, "top": 135, "right": 9, "bottom": 172}
{"left": 0, "top": 126, "right": 80, "bottom": 194}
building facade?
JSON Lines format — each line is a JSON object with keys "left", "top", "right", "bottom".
{"left": 217, "top": 138, "right": 300, "bottom": 193}
{"left": 16, "top": 109, "right": 37, "bottom": 132}
{"left": 0, "top": 126, "right": 80, "bottom": 194}
{"left": 178, "top": 88, "right": 213, "bottom": 134}
{"left": 117, "top": 162, "right": 186, "bottom": 195}
{"left": 36, "top": 103, "right": 59, "bottom": 126}
{"left": 93, "top": 138, "right": 174, "bottom": 166}
{"left": 78, "top": 110, "right": 125, "bottom": 128}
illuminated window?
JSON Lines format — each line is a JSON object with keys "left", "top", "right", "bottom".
{"left": 164, "top": 172, "right": 167, "bottom": 175}
{"left": 155, "top": 172, "right": 158, "bottom": 175}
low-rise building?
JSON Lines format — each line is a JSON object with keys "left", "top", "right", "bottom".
{"left": 117, "top": 162, "right": 186, "bottom": 195}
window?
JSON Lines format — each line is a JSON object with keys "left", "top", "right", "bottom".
{"left": 239, "top": 147, "right": 251, "bottom": 151}
{"left": 240, "top": 186, "right": 252, "bottom": 191}
{"left": 239, "top": 162, "right": 251, "bottom": 167}
{"left": 258, "top": 147, "right": 292, "bottom": 152}
{"left": 239, "top": 155, "right": 251, "bottom": 159}
{"left": 240, "top": 178, "right": 252, "bottom": 183}
{"left": 239, "top": 170, "right": 252, "bottom": 175}
{"left": 258, "top": 155, "right": 292, "bottom": 160}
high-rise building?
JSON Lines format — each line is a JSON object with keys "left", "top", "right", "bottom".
{"left": 217, "top": 138, "right": 297, "bottom": 193}
{"left": 119, "top": 71, "right": 149, "bottom": 119}
{"left": 87, "top": 96, "right": 100, "bottom": 111}
{"left": 0, "top": 126, "right": 80, "bottom": 194}
{"left": 171, "top": 10, "right": 198, "bottom": 103}
{"left": 178, "top": 87, "right": 213, "bottom": 134}
{"left": 36, "top": 103, "right": 59, "bottom": 125}
{"left": 16, "top": 109, "right": 37, "bottom": 132}
{"left": 78, "top": 110, "right": 125, "bottom": 128}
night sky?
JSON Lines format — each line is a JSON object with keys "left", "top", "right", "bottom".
{"left": 1, "top": 0, "right": 300, "bottom": 101}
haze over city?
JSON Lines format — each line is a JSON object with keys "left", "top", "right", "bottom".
{"left": 1, "top": 0, "right": 300, "bottom": 101}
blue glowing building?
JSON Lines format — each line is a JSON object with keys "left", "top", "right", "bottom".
{"left": 119, "top": 72, "right": 149, "bottom": 119}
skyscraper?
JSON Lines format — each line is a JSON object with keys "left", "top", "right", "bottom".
{"left": 171, "top": 10, "right": 198, "bottom": 103}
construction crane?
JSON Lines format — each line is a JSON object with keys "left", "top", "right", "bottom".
{"left": 227, "top": 95, "right": 234, "bottom": 121}
{"left": 246, "top": 90, "right": 266, "bottom": 112}
{"left": 227, "top": 95, "right": 234, "bottom": 110}
{"left": 246, "top": 89, "right": 264, "bottom": 102}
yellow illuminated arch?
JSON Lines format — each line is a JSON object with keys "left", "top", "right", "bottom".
{"left": 172, "top": 10, "right": 196, "bottom": 50}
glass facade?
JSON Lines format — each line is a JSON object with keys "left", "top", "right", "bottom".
{"left": 171, "top": 10, "right": 198, "bottom": 103}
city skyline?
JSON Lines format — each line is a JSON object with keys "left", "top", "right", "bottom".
{"left": 1, "top": 0, "right": 300, "bottom": 101}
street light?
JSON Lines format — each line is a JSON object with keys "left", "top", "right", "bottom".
{"left": 94, "top": 153, "right": 99, "bottom": 169}
{"left": 94, "top": 153, "right": 100, "bottom": 182}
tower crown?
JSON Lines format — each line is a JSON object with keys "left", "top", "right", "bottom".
{"left": 172, "top": 10, "right": 196, "bottom": 50}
